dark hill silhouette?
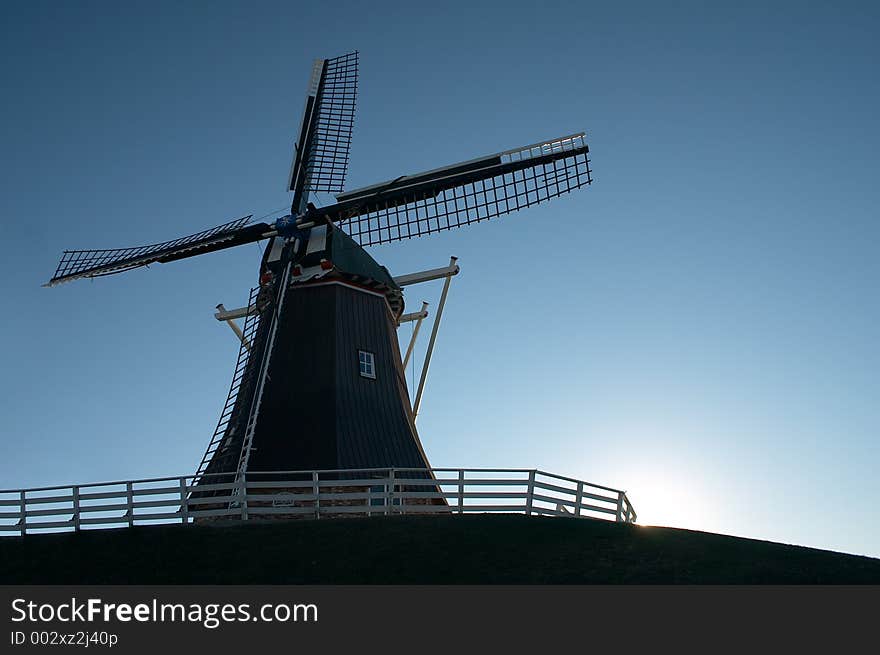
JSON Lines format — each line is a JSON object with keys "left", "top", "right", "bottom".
{"left": 2, "top": 515, "right": 877, "bottom": 584}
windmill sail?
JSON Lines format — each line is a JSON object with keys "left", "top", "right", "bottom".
{"left": 315, "top": 133, "right": 591, "bottom": 246}
{"left": 287, "top": 51, "right": 358, "bottom": 210}
{"left": 46, "top": 216, "right": 272, "bottom": 287}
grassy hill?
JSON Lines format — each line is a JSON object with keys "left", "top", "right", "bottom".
{"left": 2, "top": 515, "right": 878, "bottom": 584}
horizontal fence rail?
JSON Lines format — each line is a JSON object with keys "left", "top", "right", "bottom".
{"left": 0, "top": 468, "right": 637, "bottom": 536}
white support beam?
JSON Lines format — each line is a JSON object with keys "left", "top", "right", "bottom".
{"left": 393, "top": 262, "right": 460, "bottom": 287}
{"left": 412, "top": 257, "right": 457, "bottom": 422}
{"left": 215, "top": 304, "right": 252, "bottom": 352}
{"left": 402, "top": 301, "right": 429, "bottom": 370}
{"left": 399, "top": 307, "right": 429, "bottom": 324}
{"left": 215, "top": 304, "right": 255, "bottom": 321}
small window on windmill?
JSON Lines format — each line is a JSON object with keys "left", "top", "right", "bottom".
{"left": 358, "top": 350, "right": 376, "bottom": 379}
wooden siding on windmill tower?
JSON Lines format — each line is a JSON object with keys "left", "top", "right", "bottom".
{"left": 237, "top": 280, "right": 444, "bottom": 517}
{"left": 247, "top": 281, "right": 430, "bottom": 471}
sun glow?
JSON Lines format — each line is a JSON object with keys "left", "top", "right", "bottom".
{"left": 624, "top": 470, "right": 715, "bottom": 532}
{"left": 571, "top": 440, "right": 720, "bottom": 533}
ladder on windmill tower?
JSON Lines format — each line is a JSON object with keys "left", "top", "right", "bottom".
{"left": 191, "top": 286, "right": 264, "bottom": 486}
{"left": 231, "top": 259, "right": 295, "bottom": 486}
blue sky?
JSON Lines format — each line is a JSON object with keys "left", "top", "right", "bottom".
{"left": 1, "top": 1, "right": 878, "bottom": 557}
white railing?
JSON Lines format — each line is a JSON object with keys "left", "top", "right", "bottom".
{"left": 0, "top": 468, "right": 637, "bottom": 536}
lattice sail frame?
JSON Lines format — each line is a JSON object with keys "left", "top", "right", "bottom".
{"left": 47, "top": 215, "right": 254, "bottom": 286}
{"left": 304, "top": 51, "right": 358, "bottom": 194}
{"left": 336, "top": 133, "right": 591, "bottom": 247}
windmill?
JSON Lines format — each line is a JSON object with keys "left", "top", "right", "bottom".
{"left": 46, "top": 51, "right": 593, "bottom": 493}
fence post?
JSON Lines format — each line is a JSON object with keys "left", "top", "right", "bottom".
{"left": 575, "top": 482, "right": 583, "bottom": 517}
{"left": 19, "top": 490, "right": 26, "bottom": 537}
{"left": 179, "top": 477, "right": 189, "bottom": 525}
{"left": 239, "top": 475, "right": 248, "bottom": 521}
{"left": 400, "top": 472, "right": 406, "bottom": 515}
{"left": 616, "top": 491, "right": 625, "bottom": 523}
{"left": 72, "top": 486, "right": 81, "bottom": 532}
{"left": 623, "top": 493, "right": 636, "bottom": 524}
{"left": 525, "top": 470, "right": 536, "bottom": 516}
{"left": 126, "top": 482, "right": 134, "bottom": 528}
{"left": 313, "top": 471, "right": 320, "bottom": 519}
{"left": 386, "top": 469, "right": 395, "bottom": 515}
{"left": 458, "top": 469, "right": 465, "bottom": 514}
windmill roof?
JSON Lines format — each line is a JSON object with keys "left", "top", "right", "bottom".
{"left": 291, "top": 225, "right": 404, "bottom": 316}
{"left": 328, "top": 227, "right": 399, "bottom": 291}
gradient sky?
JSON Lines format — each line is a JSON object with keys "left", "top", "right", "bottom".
{"left": 1, "top": 1, "right": 878, "bottom": 557}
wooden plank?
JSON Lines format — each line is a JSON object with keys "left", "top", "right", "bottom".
{"left": 531, "top": 494, "right": 579, "bottom": 509}
{"left": 72, "top": 486, "right": 80, "bottom": 532}
{"left": 126, "top": 482, "right": 133, "bottom": 529}
{"left": 580, "top": 490, "right": 619, "bottom": 505}
{"left": 393, "top": 491, "right": 453, "bottom": 500}
{"left": 79, "top": 516, "right": 132, "bottom": 526}
{"left": 310, "top": 505, "right": 376, "bottom": 515}
{"left": 187, "top": 508, "right": 241, "bottom": 519}
{"left": 246, "top": 506, "right": 315, "bottom": 516}
{"left": 576, "top": 503, "right": 617, "bottom": 515}
{"left": 22, "top": 507, "right": 75, "bottom": 518}
{"left": 79, "top": 503, "right": 129, "bottom": 513}
{"left": 22, "top": 519, "right": 76, "bottom": 529}
{"left": 132, "top": 498, "right": 183, "bottom": 509}
{"left": 394, "top": 505, "right": 455, "bottom": 514}
{"left": 525, "top": 470, "right": 536, "bottom": 516}
{"left": 533, "top": 482, "right": 616, "bottom": 504}
{"left": 77, "top": 489, "right": 131, "bottom": 502}
{"left": 533, "top": 507, "right": 575, "bottom": 518}
{"left": 15, "top": 494, "right": 73, "bottom": 505}
{"left": 532, "top": 480, "right": 578, "bottom": 496}
{"left": 131, "top": 486, "right": 180, "bottom": 497}
{"left": 317, "top": 492, "right": 371, "bottom": 501}
{"left": 458, "top": 470, "right": 465, "bottom": 514}
{"left": 131, "top": 511, "right": 184, "bottom": 522}
{"left": 179, "top": 478, "right": 188, "bottom": 525}
{"left": 241, "top": 493, "right": 315, "bottom": 503}
{"left": 186, "top": 482, "right": 238, "bottom": 493}
{"left": 390, "top": 477, "right": 462, "bottom": 486}
{"left": 462, "top": 491, "right": 528, "bottom": 499}
{"left": 535, "top": 470, "right": 621, "bottom": 493}
{"left": 312, "top": 471, "right": 320, "bottom": 519}
{"left": 446, "top": 478, "right": 528, "bottom": 486}
{"left": 245, "top": 480, "right": 314, "bottom": 490}
{"left": 185, "top": 495, "right": 237, "bottom": 506}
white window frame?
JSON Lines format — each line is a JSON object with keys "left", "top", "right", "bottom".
{"left": 358, "top": 350, "right": 376, "bottom": 379}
